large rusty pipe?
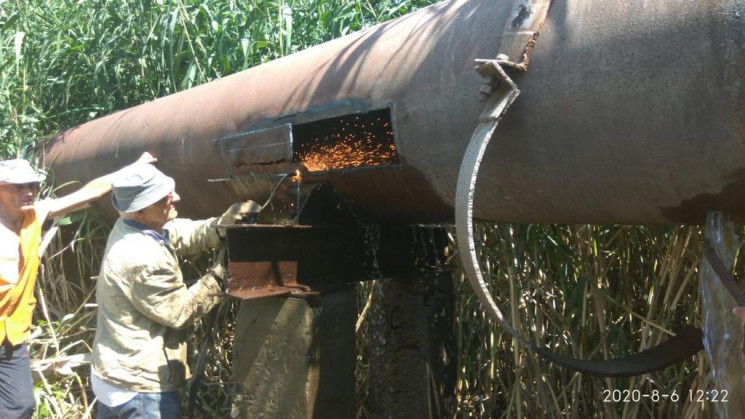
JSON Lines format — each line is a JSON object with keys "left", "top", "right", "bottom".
{"left": 45, "top": 0, "right": 745, "bottom": 224}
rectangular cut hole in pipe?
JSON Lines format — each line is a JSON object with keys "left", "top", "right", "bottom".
{"left": 292, "top": 107, "right": 399, "bottom": 172}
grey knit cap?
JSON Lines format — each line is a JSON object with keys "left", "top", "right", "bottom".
{"left": 111, "top": 164, "right": 175, "bottom": 213}
{"left": 0, "top": 159, "right": 46, "bottom": 185}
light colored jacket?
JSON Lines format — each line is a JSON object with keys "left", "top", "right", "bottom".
{"left": 91, "top": 217, "right": 222, "bottom": 392}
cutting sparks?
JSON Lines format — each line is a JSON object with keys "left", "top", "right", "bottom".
{"left": 294, "top": 113, "right": 399, "bottom": 172}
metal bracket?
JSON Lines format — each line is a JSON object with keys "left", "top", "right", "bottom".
{"left": 455, "top": 58, "right": 522, "bottom": 343}
{"left": 474, "top": 59, "right": 521, "bottom": 121}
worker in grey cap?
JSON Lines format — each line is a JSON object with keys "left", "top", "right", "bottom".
{"left": 0, "top": 153, "right": 153, "bottom": 418}
{"left": 91, "top": 163, "right": 256, "bottom": 419}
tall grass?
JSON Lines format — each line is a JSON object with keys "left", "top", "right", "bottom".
{"left": 452, "top": 223, "right": 718, "bottom": 418}
{"left": 0, "top": 0, "right": 436, "bottom": 140}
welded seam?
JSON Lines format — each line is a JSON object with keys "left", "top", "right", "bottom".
{"left": 498, "top": 0, "right": 553, "bottom": 70}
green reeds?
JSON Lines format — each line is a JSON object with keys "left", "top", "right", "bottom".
{"left": 1, "top": 0, "right": 437, "bottom": 145}
{"left": 453, "top": 223, "right": 710, "bottom": 418}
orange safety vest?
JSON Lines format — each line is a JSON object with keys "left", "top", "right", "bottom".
{"left": 0, "top": 209, "right": 41, "bottom": 345}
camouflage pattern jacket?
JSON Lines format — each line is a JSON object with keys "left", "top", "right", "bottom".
{"left": 91, "top": 217, "right": 222, "bottom": 392}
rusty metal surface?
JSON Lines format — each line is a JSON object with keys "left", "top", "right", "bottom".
{"left": 498, "top": 0, "right": 552, "bottom": 70}
{"left": 226, "top": 260, "right": 318, "bottom": 299}
{"left": 44, "top": 0, "right": 745, "bottom": 225}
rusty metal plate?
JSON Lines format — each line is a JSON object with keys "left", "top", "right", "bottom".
{"left": 226, "top": 261, "right": 307, "bottom": 299}
{"left": 225, "top": 225, "right": 367, "bottom": 299}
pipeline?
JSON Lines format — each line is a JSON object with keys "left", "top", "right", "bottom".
{"left": 44, "top": 0, "right": 745, "bottom": 225}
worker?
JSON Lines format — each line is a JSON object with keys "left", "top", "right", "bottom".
{"left": 91, "top": 163, "right": 256, "bottom": 418}
{"left": 0, "top": 152, "right": 154, "bottom": 418}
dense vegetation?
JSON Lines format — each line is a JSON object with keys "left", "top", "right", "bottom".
{"left": 2, "top": 0, "right": 435, "bottom": 152}
{"left": 0, "top": 0, "right": 733, "bottom": 417}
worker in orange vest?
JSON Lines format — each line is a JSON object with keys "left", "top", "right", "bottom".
{"left": 0, "top": 152, "right": 153, "bottom": 418}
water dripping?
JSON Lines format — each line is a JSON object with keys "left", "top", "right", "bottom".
{"left": 700, "top": 210, "right": 745, "bottom": 417}
{"left": 362, "top": 223, "right": 382, "bottom": 279}
{"left": 413, "top": 224, "right": 450, "bottom": 273}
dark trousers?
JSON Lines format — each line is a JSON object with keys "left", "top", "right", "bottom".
{"left": 0, "top": 342, "right": 35, "bottom": 418}
{"left": 97, "top": 391, "right": 181, "bottom": 419}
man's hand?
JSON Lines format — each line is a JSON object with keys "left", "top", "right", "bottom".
{"left": 134, "top": 152, "right": 157, "bottom": 165}
{"left": 213, "top": 200, "right": 261, "bottom": 238}
{"left": 217, "top": 201, "right": 261, "bottom": 225}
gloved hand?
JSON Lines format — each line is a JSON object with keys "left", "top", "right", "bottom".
{"left": 213, "top": 200, "right": 261, "bottom": 238}
{"left": 207, "top": 249, "right": 226, "bottom": 285}
{"left": 218, "top": 200, "right": 261, "bottom": 225}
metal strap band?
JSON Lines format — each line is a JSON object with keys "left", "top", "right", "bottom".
{"left": 702, "top": 240, "right": 745, "bottom": 355}
{"left": 703, "top": 242, "right": 745, "bottom": 306}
